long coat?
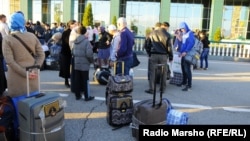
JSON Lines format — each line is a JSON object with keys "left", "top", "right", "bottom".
{"left": 59, "top": 28, "right": 72, "bottom": 79}
{"left": 2, "top": 32, "right": 45, "bottom": 97}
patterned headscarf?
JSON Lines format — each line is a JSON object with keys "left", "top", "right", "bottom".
{"left": 9, "top": 12, "right": 26, "bottom": 33}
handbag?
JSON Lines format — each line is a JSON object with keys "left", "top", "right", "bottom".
{"left": 184, "top": 48, "right": 200, "bottom": 65}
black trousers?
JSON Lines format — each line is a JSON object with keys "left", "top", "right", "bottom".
{"left": 74, "top": 70, "right": 89, "bottom": 99}
{"left": 148, "top": 54, "right": 168, "bottom": 91}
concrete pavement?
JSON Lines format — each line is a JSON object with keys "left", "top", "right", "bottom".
{"left": 40, "top": 55, "right": 250, "bottom": 141}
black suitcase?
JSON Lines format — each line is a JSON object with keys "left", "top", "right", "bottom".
{"left": 93, "top": 66, "right": 111, "bottom": 85}
{"left": 130, "top": 64, "right": 169, "bottom": 141}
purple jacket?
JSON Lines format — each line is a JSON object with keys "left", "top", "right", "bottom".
{"left": 116, "top": 27, "right": 134, "bottom": 59}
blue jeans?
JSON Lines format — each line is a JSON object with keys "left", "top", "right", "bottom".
{"left": 181, "top": 57, "right": 192, "bottom": 87}
{"left": 117, "top": 56, "right": 133, "bottom": 76}
{"left": 200, "top": 48, "right": 209, "bottom": 68}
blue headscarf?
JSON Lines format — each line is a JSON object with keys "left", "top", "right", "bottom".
{"left": 9, "top": 12, "right": 26, "bottom": 33}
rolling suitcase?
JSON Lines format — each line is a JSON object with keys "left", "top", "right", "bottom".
{"left": 18, "top": 65, "right": 65, "bottom": 141}
{"left": 130, "top": 64, "right": 170, "bottom": 141}
{"left": 106, "top": 61, "right": 133, "bottom": 127}
{"left": 106, "top": 93, "right": 133, "bottom": 127}
{"left": 106, "top": 61, "right": 133, "bottom": 94}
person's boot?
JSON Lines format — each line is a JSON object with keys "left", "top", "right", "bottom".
{"left": 65, "top": 79, "right": 70, "bottom": 88}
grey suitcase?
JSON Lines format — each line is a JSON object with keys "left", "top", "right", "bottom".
{"left": 18, "top": 65, "right": 65, "bottom": 141}
{"left": 130, "top": 64, "right": 169, "bottom": 141}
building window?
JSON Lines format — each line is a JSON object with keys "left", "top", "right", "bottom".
{"left": 75, "top": 0, "right": 85, "bottom": 22}
{"left": 170, "top": 3, "right": 203, "bottom": 32}
{"left": 33, "top": 0, "right": 42, "bottom": 23}
{"left": 87, "top": 0, "right": 110, "bottom": 26}
{"left": 33, "top": 0, "right": 63, "bottom": 24}
{"left": 0, "top": 0, "right": 10, "bottom": 16}
{"left": 126, "top": 1, "right": 160, "bottom": 36}
{"left": 223, "top": 0, "right": 250, "bottom": 40}
{"left": 10, "top": 0, "right": 20, "bottom": 14}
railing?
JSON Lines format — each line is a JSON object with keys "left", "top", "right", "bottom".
{"left": 209, "top": 41, "right": 250, "bottom": 58}
{"left": 133, "top": 36, "right": 250, "bottom": 59}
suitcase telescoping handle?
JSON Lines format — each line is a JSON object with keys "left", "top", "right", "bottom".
{"left": 26, "top": 65, "right": 40, "bottom": 97}
{"left": 113, "top": 61, "right": 124, "bottom": 75}
{"left": 153, "top": 64, "right": 165, "bottom": 107}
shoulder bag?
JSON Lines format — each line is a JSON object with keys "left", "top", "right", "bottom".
{"left": 12, "top": 34, "right": 35, "bottom": 58}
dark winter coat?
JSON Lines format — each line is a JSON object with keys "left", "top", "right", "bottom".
{"left": 59, "top": 28, "right": 72, "bottom": 78}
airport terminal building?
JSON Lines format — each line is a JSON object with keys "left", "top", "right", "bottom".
{"left": 0, "top": 0, "right": 250, "bottom": 40}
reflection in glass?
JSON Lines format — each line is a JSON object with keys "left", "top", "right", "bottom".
{"left": 170, "top": 3, "right": 203, "bottom": 32}
{"left": 222, "top": 5, "right": 249, "bottom": 39}
{"left": 126, "top": 1, "right": 160, "bottom": 36}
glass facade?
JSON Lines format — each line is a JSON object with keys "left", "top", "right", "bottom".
{"left": 0, "top": 0, "right": 250, "bottom": 39}
{"left": 33, "top": 0, "right": 63, "bottom": 24}
{"left": 223, "top": 0, "right": 250, "bottom": 39}
{"left": 87, "top": 0, "right": 110, "bottom": 26}
{"left": 126, "top": 1, "right": 160, "bottom": 36}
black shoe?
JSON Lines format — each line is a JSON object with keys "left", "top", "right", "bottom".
{"left": 159, "top": 89, "right": 165, "bottom": 93}
{"left": 76, "top": 96, "right": 82, "bottom": 100}
{"left": 85, "top": 96, "right": 95, "bottom": 101}
{"left": 65, "top": 83, "right": 70, "bottom": 88}
{"left": 182, "top": 86, "right": 192, "bottom": 91}
{"left": 177, "top": 84, "right": 186, "bottom": 87}
{"left": 145, "top": 89, "right": 154, "bottom": 94}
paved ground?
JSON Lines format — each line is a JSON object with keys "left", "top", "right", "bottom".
{"left": 40, "top": 55, "right": 250, "bottom": 141}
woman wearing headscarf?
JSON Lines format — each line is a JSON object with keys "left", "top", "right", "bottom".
{"left": 2, "top": 11, "right": 45, "bottom": 138}
{"left": 2, "top": 11, "right": 45, "bottom": 98}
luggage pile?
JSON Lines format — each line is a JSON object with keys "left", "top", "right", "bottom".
{"left": 105, "top": 61, "right": 134, "bottom": 128}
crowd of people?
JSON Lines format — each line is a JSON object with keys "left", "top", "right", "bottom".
{"left": 0, "top": 11, "right": 211, "bottom": 97}
{"left": 0, "top": 9, "right": 213, "bottom": 141}
{"left": 144, "top": 21, "right": 210, "bottom": 93}
{"left": 0, "top": 10, "right": 137, "bottom": 140}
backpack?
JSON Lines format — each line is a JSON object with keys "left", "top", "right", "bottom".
{"left": 193, "top": 38, "right": 203, "bottom": 54}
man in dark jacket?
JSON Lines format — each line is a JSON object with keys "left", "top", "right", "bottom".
{"left": 144, "top": 22, "right": 173, "bottom": 94}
